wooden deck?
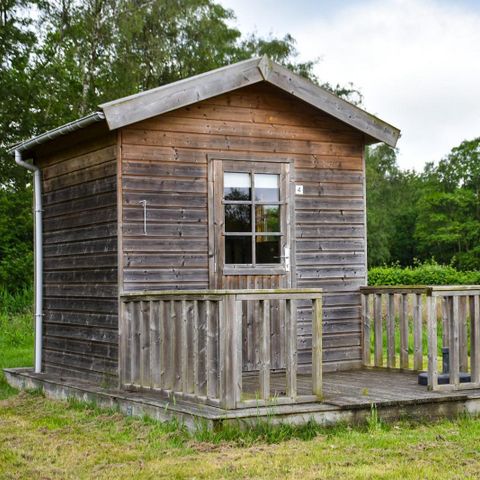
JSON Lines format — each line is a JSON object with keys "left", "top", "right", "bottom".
{"left": 6, "top": 367, "right": 480, "bottom": 431}
{"left": 243, "top": 368, "right": 471, "bottom": 407}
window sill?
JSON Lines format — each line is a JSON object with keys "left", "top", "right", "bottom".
{"left": 223, "top": 266, "right": 287, "bottom": 276}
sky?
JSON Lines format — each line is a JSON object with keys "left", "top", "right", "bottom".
{"left": 219, "top": 0, "right": 480, "bottom": 171}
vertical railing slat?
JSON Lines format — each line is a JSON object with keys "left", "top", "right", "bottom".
{"left": 471, "top": 295, "right": 480, "bottom": 384}
{"left": 312, "top": 297, "right": 323, "bottom": 398}
{"left": 413, "top": 293, "right": 423, "bottom": 371}
{"left": 427, "top": 295, "right": 438, "bottom": 390}
{"left": 374, "top": 293, "right": 383, "bottom": 367}
{"left": 123, "top": 301, "right": 133, "bottom": 385}
{"left": 131, "top": 301, "right": 141, "bottom": 385}
{"left": 285, "top": 299, "right": 297, "bottom": 399}
{"left": 450, "top": 296, "right": 460, "bottom": 386}
{"left": 158, "top": 300, "right": 165, "bottom": 388}
{"left": 206, "top": 300, "right": 217, "bottom": 399}
{"left": 458, "top": 296, "right": 468, "bottom": 372}
{"left": 180, "top": 300, "right": 188, "bottom": 393}
{"left": 361, "top": 294, "right": 371, "bottom": 365}
{"left": 192, "top": 300, "right": 200, "bottom": 396}
{"left": 259, "top": 299, "right": 271, "bottom": 400}
{"left": 150, "top": 300, "right": 160, "bottom": 388}
{"left": 386, "top": 293, "right": 395, "bottom": 368}
{"left": 399, "top": 294, "right": 409, "bottom": 369}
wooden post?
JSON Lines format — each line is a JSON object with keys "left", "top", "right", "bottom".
{"left": 259, "top": 300, "right": 271, "bottom": 400}
{"left": 399, "top": 293, "right": 409, "bottom": 369}
{"left": 374, "top": 293, "right": 383, "bottom": 367}
{"left": 219, "top": 295, "right": 242, "bottom": 409}
{"left": 386, "top": 293, "right": 395, "bottom": 368}
{"left": 413, "top": 294, "right": 423, "bottom": 371}
{"left": 312, "top": 297, "right": 323, "bottom": 398}
{"left": 427, "top": 295, "right": 438, "bottom": 390}
{"left": 361, "top": 294, "right": 371, "bottom": 366}
{"left": 285, "top": 299, "right": 297, "bottom": 399}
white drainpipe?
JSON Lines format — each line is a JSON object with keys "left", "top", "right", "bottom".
{"left": 15, "top": 150, "right": 43, "bottom": 373}
{"left": 11, "top": 112, "right": 105, "bottom": 374}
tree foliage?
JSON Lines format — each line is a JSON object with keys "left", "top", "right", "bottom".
{"left": 0, "top": 0, "right": 354, "bottom": 290}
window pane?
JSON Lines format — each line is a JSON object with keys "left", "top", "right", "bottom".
{"left": 224, "top": 172, "right": 251, "bottom": 200}
{"left": 225, "top": 236, "right": 252, "bottom": 264}
{"left": 255, "top": 174, "right": 279, "bottom": 202}
{"left": 255, "top": 205, "right": 280, "bottom": 232}
{"left": 256, "top": 236, "right": 281, "bottom": 264}
{"left": 225, "top": 205, "right": 251, "bottom": 232}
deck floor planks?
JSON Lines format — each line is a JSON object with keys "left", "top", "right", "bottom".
{"left": 242, "top": 368, "right": 470, "bottom": 407}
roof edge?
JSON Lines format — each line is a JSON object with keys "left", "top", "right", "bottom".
{"left": 100, "top": 55, "right": 400, "bottom": 147}
{"left": 9, "top": 112, "right": 106, "bottom": 154}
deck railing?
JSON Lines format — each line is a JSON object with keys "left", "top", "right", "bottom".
{"left": 119, "top": 289, "right": 323, "bottom": 409}
{"left": 360, "top": 286, "right": 480, "bottom": 391}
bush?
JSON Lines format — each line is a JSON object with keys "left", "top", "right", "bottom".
{"left": 368, "top": 260, "right": 480, "bottom": 286}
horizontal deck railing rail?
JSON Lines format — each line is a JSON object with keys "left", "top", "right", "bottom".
{"left": 119, "top": 289, "right": 323, "bottom": 409}
{"left": 360, "top": 286, "right": 480, "bottom": 392}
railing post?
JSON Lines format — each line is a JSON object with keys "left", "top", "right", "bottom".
{"left": 427, "top": 294, "right": 438, "bottom": 390}
{"left": 219, "top": 294, "right": 242, "bottom": 409}
{"left": 312, "top": 296, "right": 323, "bottom": 398}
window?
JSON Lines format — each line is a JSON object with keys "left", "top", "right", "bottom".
{"left": 224, "top": 171, "right": 282, "bottom": 266}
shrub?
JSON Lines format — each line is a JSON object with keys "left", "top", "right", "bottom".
{"left": 368, "top": 260, "right": 480, "bottom": 286}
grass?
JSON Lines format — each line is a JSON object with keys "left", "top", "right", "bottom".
{"left": 3, "top": 289, "right": 480, "bottom": 478}
{"left": 0, "top": 287, "right": 34, "bottom": 399}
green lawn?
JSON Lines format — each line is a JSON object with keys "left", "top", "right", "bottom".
{"left": 2, "top": 294, "right": 480, "bottom": 479}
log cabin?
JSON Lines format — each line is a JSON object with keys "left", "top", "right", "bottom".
{"left": 9, "top": 56, "right": 480, "bottom": 427}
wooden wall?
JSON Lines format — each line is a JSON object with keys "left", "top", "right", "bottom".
{"left": 120, "top": 83, "right": 366, "bottom": 372}
{"left": 37, "top": 125, "right": 119, "bottom": 384}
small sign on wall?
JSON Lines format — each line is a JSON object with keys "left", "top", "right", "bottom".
{"left": 295, "top": 184, "right": 304, "bottom": 195}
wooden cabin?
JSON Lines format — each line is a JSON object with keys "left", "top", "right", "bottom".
{"left": 12, "top": 56, "right": 422, "bottom": 414}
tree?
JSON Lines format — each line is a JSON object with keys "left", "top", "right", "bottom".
{"left": 415, "top": 138, "right": 480, "bottom": 269}
{"left": 365, "top": 144, "right": 420, "bottom": 267}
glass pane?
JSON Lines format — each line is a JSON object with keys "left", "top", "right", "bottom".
{"left": 256, "top": 236, "right": 281, "bottom": 264}
{"left": 224, "top": 172, "right": 251, "bottom": 200}
{"left": 255, "top": 205, "right": 280, "bottom": 232}
{"left": 225, "top": 205, "right": 251, "bottom": 232}
{"left": 225, "top": 236, "right": 252, "bottom": 264}
{"left": 255, "top": 174, "right": 279, "bottom": 202}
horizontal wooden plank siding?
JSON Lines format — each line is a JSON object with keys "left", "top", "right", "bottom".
{"left": 38, "top": 126, "right": 119, "bottom": 384}
{"left": 121, "top": 82, "right": 366, "bottom": 371}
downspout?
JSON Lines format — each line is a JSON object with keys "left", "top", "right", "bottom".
{"left": 15, "top": 150, "right": 43, "bottom": 374}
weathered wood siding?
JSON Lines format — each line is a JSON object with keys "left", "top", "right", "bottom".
{"left": 120, "top": 83, "right": 366, "bottom": 371}
{"left": 37, "top": 125, "right": 119, "bottom": 383}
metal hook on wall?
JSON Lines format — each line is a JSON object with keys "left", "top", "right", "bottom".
{"left": 139, "top": 200, "right": 147, "bottom": 235}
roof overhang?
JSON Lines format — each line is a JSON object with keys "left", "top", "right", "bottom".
{"left": 100, "top": 56, "right": 400, "bottom": 147}
{"left": 11, "top": 56, "right": 400, "bottom": 154}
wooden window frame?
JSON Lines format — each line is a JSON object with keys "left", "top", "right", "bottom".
{"left": 208, "top": 155, "right": 295, "bottom": 285}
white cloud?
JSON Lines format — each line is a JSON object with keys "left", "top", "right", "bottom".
{"left": 221, "top": 0, "right": 480, "bottom": 170}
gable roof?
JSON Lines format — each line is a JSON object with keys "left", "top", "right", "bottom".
{"left": 100, "top": 56, "right": 400, "bottom": 147}
{"left": 11, "top": 56, "right": 400, "bottom": 154}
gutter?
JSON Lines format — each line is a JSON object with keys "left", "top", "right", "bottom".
{"left": 12, "top": 111, "right": 105, "bottom": 374}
